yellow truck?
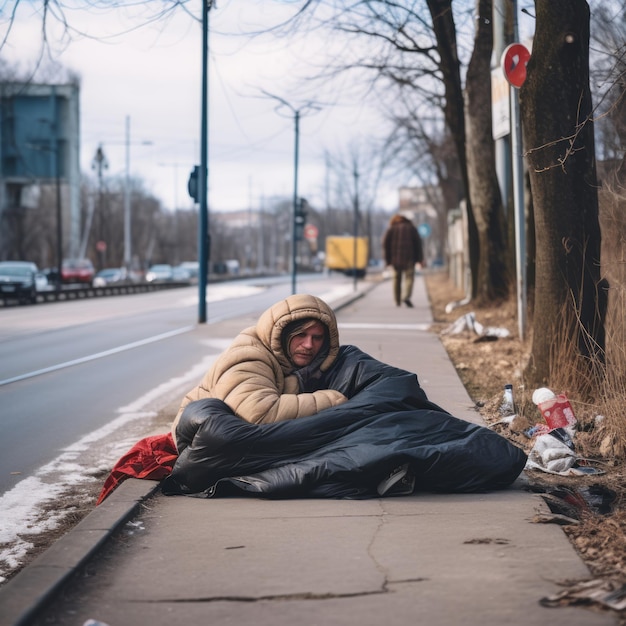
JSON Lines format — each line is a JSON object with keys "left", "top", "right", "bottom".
{"left": 324, "top": 236, "right": 369, "bottom": 278}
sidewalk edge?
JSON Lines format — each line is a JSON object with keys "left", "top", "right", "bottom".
{"left": 330, "top": 277, "right": 379, "bottom": 312}
{"left": 0, "top": 478, "right": 158, "bottom": 626}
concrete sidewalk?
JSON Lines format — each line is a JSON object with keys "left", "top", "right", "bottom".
{"left": 0, "top": 276, "right": 615, "bottom": 626}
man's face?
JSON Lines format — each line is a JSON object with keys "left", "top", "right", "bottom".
{"left": 288, "top": 321, "right": 326, "bottom": 367}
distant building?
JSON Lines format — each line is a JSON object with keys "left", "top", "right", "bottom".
{"left": 0, "top": 82, "right": 81, "bottom": 259}
{"left": 213, "top": 209, "right": 261, "bottom": 229}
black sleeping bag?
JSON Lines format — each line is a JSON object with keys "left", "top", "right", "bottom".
{"left": 161, "top": 345, "right": 527, "bottom": 498}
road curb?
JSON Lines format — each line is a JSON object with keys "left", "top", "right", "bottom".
{"left": 330, "top": 276, "right": 381, "bottom": 312}
{"left": 0, "top": 478, "right": 157, "bottom": 626}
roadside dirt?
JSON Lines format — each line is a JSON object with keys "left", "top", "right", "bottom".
{"left": 425, "top": 270, "right": 626, "bottom": 620}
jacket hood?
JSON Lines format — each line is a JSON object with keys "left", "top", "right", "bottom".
{"left": 389, "top": 214, "right": 413, "bottom": 226}
{"left": 255, "top": 294, "right": 340, "bottom": 373}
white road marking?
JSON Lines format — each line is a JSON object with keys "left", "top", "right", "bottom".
{"left": 0, "top": 326, "right": 195, "bottom": 387}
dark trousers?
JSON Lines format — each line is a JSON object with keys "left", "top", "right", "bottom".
{"left": 393, "top": 267, "right": 415, "bottom": 305}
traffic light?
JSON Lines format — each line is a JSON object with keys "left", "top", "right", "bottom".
{"left": 187, "top": 165, "right": 200, "bottom": 203}
{"left": 295, "top": 197, "right": 308, "bottom": 241}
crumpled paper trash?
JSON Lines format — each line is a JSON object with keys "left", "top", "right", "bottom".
{"left": 540, "top": 578, "right": 626, "bottom": 611}
{"left": 441, "top": 312, "right": 510, "bottom": 338}
{"left": 525, "top": 433, "right": 577, "bottom": 474}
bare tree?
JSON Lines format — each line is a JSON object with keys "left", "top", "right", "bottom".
{"left": 589, "top": 1, "right": 626, "bottom": 381}
{"left": 464, "top": 0, "right": 509, "bottom": 303}
{"left": 520, "top": 0, "right": 606, "bottom": 389}
{"left": 590, "top": 0, "right": 626, "bottom": 177}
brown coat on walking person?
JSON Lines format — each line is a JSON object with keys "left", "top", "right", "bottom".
{"left": 382, "top": 213, "right": 425, "bottom": 307}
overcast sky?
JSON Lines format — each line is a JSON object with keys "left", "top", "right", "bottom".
{"left": 1, "top": 1, "right": 401, "bottom": 213}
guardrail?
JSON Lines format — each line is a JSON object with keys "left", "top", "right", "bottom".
{"left": 1, "top": 281, "right": 193, "bottom": 307}
{"left": 1, "top": 269, "right": 338, "bottom": 308}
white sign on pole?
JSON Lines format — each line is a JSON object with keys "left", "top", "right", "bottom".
{"left": 491, "top": 67, "right": 510, "bottom": 140}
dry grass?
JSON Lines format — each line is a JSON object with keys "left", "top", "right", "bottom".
{"left": 594, "top": 292, "right": 626, "bottom": 458}
{"left": 597, "top": 181, "right": 626, "bottom": 458}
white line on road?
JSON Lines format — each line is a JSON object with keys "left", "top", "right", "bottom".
{"left": 0, "top": 325, "right": 195, "bottom": 387}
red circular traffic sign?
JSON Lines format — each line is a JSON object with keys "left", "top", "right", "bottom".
{"left": 303, "top": 224, "right": 319, "bottom": 240}
{"left": 502, "top": 43, "right": 531, "bottom": 88}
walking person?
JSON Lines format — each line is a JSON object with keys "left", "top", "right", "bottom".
{"left": 382, "top": 212, "right": 425, "bottom": 307}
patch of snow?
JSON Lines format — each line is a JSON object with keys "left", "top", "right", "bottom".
{"left": 0, "top": 349, "right": 222, "bottom": 583}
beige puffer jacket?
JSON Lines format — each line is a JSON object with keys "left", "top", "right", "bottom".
{"left": 171, "top": 294, "right": 348, "bottom": 447}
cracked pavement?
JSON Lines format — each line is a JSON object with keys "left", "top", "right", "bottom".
{"left": 29, "top": 490, "right": 612, "bottom": 626}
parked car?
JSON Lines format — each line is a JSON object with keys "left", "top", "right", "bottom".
{"left": 61, "top": 258, "right": 95, "bottom": 285}
{"left": 0, "top": 261, "right": 42, "bottom": 304}
{"left": 176, "top": 261, "right": 200, "bottom": 281}
{"left": 93, "top": 267, "right": 129, "bottom": 287}
{"left": 145, "top": 264, "right": 174, "bottom": 283}
{"left": 32, "top": 269, "right": 50, "bottom": 291}
{"left": 172, "top": 265, "right": 192, "bottom": 282}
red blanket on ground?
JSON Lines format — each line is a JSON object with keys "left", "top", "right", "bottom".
{"left": 96, "top": 432, "right": 178, "bottom": 505}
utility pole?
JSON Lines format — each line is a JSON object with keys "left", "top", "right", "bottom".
{"left": 123, "top": 116, "right": 152, "bottom": 275}
{"left": 97, "top": 120, "right": 151, "bottom": 272}
{"left": 124, "top": 116, "right": 131, "bottom": 272}
{"left": 159, "top": 162, "right": 187, "bottom": 265}
{"left": 52, "top": 93, "right": 63, "bottom": 293}
{"left": 91, "top": 145, "right": 108, "bottom": 270}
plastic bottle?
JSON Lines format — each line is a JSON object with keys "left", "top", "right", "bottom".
{"left": 499, "top": 384, "right": 515, "bottom": 416}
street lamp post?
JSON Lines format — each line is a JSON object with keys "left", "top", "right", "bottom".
{"left": 261, "top": 91, "right": 320, "bottom": 294}
{"left": 197, "top": 0, "right": 214, "bottom": 324}
{"left": 291, "top": 109, "right": 300, "bottom": 295}
{"left": 54, "top": 136, "right": 63, "bottom": 292}
{"left": 352, "top": 164, "right": 360, "bottom": 292}
{"left": 34, "top": 107, "right": 65, "bottom": 291}
{"left": 47, "top": 94, "right": 63, "bottom": 292}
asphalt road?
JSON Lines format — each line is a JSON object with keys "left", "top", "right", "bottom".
{"left": 0, "top": 274, "right": 358, "bottom": 496}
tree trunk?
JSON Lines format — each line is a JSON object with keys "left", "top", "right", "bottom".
{"left": 520, "top": 0, "right": 606, "bottom": 389}
{"left": 464, "top": 0, "right": 510, "bottom": 304}
{"left": 426, "top": 0, "right": 480, "bottom": 300}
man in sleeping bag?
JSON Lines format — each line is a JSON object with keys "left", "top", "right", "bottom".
{"left": 164, "top": 293, "right": 527, "bottom": 499}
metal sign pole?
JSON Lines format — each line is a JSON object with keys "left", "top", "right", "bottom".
{"left": 510, "top": 86, "right": 526, "bottom": 340}
{"left": 502, "top": 37, "right": 531, "bottom": 341}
